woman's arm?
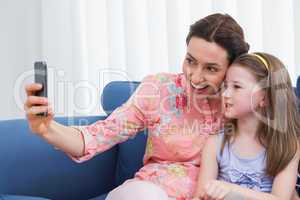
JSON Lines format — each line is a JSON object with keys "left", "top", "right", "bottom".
{"left": 194, "top": 135, "right": 219, "bottom": 197}
{"left": 25, "top": 84, "right": 85, "bottom": 157}
{"left": 25, "top": 74, "right": 161, "bottom": 162}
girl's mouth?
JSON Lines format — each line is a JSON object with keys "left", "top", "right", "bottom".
{"left": 225, "top": 102, "right": 233, "bottom": 109}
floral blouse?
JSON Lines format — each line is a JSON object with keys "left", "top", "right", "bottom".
{"left": 72, "top": 73, "right": 224, "bottom": 199}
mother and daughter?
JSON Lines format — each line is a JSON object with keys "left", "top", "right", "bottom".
{"left": 25, "top": 13, "right": 299, "bottom": 200}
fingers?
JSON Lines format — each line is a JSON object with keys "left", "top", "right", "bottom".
{"left": 205, "top": 182, "right": 215, "bottom": 199}
{"left": 24, "top": 84, "right": 54, "bottom": 119}
{"left": 25, "top": 83, "right": 43, "bottom": 96}
{"left": 25, "top": 95, "right": 48, "bottom": 108}
{"left": 204, "top": 181, "right": 221, "bottom": 200}
{"left": 218, "top": 189, "right": 228, "bottom": 200}
{"left": 202, "top": 180, "right": 231, "bottom": 200}
{"left": 197, "top": 191, "right": 205, "bottom": 200}
{"left": 214, "top": 186, "right": 225, "bottom": 200}
{"left": 25, "top": 105, "right": 50, "bottom": 116}
{"left": 46, "top": 108, "right": 54, "bottom": 120}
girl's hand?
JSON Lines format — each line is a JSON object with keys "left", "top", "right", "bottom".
{"left": 200, "top": 180, "right": 232, "bottom": 200}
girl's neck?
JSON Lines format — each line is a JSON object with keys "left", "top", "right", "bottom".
{"left": 236, "top": 113, "right": 260, "bottom": 139}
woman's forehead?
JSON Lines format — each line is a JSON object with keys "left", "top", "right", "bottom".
{"left": 187, "top": 37, "right": 228, "bottom": 67}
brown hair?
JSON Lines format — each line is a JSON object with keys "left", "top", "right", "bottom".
{"left": 222, "top": 52, "right": 300, "bottom": 177}
{"left": 186, "top": 13, "right": 249, "bottom": 64}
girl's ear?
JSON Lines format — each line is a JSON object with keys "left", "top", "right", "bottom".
{"left": 259, "top": 92, "right": 268, "bottom": 107}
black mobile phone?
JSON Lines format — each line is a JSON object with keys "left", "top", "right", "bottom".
{"left": 34, "top": 61, "right": 48, "bottom": 116}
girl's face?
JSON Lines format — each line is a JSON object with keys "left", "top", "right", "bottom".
{"left": 182, "top": 37, "right": 229, "bottom": 96}
{"left": 222, "top": 65, "right": 266, "bottom": 119}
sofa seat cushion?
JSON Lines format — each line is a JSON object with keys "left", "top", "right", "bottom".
{"left": 0, "top": 195, "right": 50, "bottom": 200}
{"left": 88, "top": 193, "right": 107, "bottom": 200}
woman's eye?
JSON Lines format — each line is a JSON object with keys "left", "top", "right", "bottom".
{"left": 186, "top": 58, "right": 194, "bottom": 65}
{"left": 234, "top": 85, "right": 241, "bottom": 89}
{"left": 207, "top": 66, "right": 217, "bottom": 72}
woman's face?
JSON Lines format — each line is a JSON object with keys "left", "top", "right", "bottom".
{"left": 182, "top": 37, "right": 229, "bottom": 96}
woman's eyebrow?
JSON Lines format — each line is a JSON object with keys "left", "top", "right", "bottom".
{"left": 187, "top": 53, "right": 198, "bottom": 62}
{"left": 187, "top": 52, "right": 221, "bottom": 67}
{"left": 206, "top": 62, "right": 221, "bottom": 68}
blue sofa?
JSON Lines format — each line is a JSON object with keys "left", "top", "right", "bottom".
{"left": 1, "top": 77, "right": 300, "bottom": 200}
{"left": 0, "top": 81, "right": 147, "bottom": 200}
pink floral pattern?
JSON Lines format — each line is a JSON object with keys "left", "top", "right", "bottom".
{"left": 71, "top": 73, "right": 224, "bottom": 199}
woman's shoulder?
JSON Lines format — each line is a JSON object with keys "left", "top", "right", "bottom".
{"left": 141, "top": 72, "right": 182, "bottom": 85}
{"left": 135, "top": 72, "right": 183, "bottom": 98}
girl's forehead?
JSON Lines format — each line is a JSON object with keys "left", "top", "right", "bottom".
{"left": 226, "top": 65, "right": 257, "bottom": 83}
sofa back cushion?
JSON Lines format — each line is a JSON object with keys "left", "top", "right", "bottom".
{"left": 101, "top": 81, "right": 147, "bottom": 186}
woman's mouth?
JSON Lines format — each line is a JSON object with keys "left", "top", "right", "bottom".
{"left": 190, "top": 82, "right": 210, "bottom": 93}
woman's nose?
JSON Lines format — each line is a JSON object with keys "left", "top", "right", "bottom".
{"left": 190, "top": 71, "right": 204, "bottom": 85}
{"left": 191, "top": 77, "right": 204, "bottom": 86}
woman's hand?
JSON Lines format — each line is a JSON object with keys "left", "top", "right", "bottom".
{"left": 24, "top": 83, "right": 54, "bottom": 136}
{"left": 197, "top": 180, "right": 232, "bottom": 200}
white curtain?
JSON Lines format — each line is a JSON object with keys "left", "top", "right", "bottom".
{"left": 1, "top": 0, "right": 299, "bottom": 119}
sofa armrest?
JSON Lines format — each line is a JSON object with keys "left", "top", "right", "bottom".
{"left": 0, "top": 116, "right": 118, "bottom": 200}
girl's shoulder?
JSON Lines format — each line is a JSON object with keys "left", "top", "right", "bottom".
{"left": 204, "top": 131, "right": 225, "bottom": 155}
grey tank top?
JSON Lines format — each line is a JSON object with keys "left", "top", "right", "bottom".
{"left": 216, "top": 132, "right": 273, "bottom": 193}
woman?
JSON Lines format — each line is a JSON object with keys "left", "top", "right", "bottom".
{"left": 24, "top": 13, "right": 249, "bottom": 199}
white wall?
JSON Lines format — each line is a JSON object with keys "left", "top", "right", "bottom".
{"left": 0, "top": 0, "right": 299, "bottom": 120}
{"left": 0, "top": 0, "right": 42, "bottom": 120}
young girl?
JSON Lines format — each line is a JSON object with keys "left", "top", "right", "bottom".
{"left": 194, "top": 53, "right": 300, "bottom": 200}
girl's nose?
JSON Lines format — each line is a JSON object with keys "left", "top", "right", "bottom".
{"left": 222, "top": 88, "right": 230, "bottom": 98}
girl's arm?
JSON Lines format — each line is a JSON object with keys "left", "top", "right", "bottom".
{"left": 195, "top": 135, "right": 300, "bottom": 200}
{"left": 216, "top": 148, "right": 300, "bottom": 200}
{"left": 194, "top": 135, "right": 219, "bottom": 197}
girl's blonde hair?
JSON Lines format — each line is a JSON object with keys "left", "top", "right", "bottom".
{"left": 221, "top": 52, "right": 300, "bottom": 177}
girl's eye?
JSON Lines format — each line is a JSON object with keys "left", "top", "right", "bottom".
{"left": 234, "top": 85, "right": 241, "bottom": 89}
